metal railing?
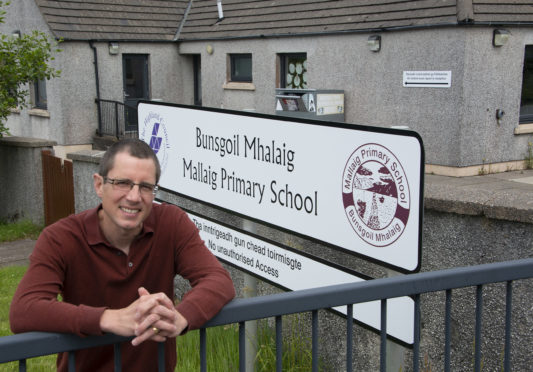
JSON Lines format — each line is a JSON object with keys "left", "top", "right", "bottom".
{"left": 95, "top": 99, "right": 138, "bottom": 139}
{"left": 1, "top": 258, "right": 532, "bottom": 371}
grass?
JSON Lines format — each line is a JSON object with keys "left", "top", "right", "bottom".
{"left": 255, "top": 315, "right": 321, "bottom": 372}
{"left": 176, "top": 325, "right": 240, "bottom": 371}
{"left": 0, "top": 266, "right": 58, "bottom": 371}
{"left": 0, "top": 220, "right": 43, "bottom": 243}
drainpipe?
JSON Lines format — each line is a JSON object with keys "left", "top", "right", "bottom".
{"left": 174, "top": 0, "right": 193, "bottom": 41}
{"left": 89, "top": 41, "right": 102, "bottom": 136}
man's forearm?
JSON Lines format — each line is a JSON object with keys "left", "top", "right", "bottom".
{"left": 10, "top": 298, "right": 106, "bottom": 336}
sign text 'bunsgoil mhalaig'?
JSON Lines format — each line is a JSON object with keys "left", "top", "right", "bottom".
{"left": 139, "top": 102, "right": 424, "bottom": 273}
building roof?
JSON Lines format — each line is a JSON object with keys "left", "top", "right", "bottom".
{"left": 35, "top": 0, "right": 190, "bottom": 41}
{"left": 35, "top": 0, "right": 533, "bottom": 42}
{"left": 177, "top": 0, "right": 533, "bottom": 41}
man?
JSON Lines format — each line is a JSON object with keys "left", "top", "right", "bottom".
{"left": 10, "top": 138, "right": 235, "bottom": 371}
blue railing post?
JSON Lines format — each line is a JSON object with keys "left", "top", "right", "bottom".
{"left": 157, "top": 342, "right": 165, "bottom": 372}
{"left": 380, "top": 299, "right": 387, "bottom": 372}
{"left": 113, "top": 343, "right": 121, "bottom": 371}
{"left": 275, "top": 315, "right": 282, "bottom": 372}
{"left": 474, "top": 285, "right": 483, "bottom": 372}
{"left": 68, "top": 351, "right": 75, "bottom": 372}
{"left": 444, "top": 289, "right": 452, "bottom": 372}
{"left": 346, "top": 304, "right": 353, "bottom": 372}
{"left": 413, "top": 294, "right": 421, "bottom": 372}
{"left": 504, "top": 281, "right": 513, "bottom": 372}
{"left": 200, "top": 328, "right": 207, "bottom": 372}
{"left": 239, "top": 322, "right": 245, "bottom": 371}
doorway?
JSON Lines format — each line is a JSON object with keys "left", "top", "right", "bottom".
{"left": 193, "top": 54, "right": 202, "bottom": 106}
{"left": 123, "top": 54, "right": 149, "bottom": 132}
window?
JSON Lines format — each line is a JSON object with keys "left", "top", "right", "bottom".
{"left": 520, "top": 46, "right": 533, "bottom": 124}
{"left": 230, "top": 54, "right": 252, "bottom": 82}
{"left": 33, "top": 79, "right": 47, "bottom": 109}
{"left": 279, "top": 53, "right": 307, "bottom": 89}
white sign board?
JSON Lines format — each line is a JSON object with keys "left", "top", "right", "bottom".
{"left": 403, "top": 71, "right": 451, "bottom": 88}
{"left": 316, "top": 93, "right": 344, "bottom": 115}
{"left": 139, "top": 102, "right": 423, "bottom": 273}
{"left": 185, "top": 208, "right": 414, "bottom": 345}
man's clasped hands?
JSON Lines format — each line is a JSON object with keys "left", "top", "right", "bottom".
{"left": 99, "top": 287, "right": 189, "bottom": 346}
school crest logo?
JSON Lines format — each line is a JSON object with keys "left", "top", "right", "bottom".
{"left": 139, "top": 111, "right": 170, "bottom": 176}
{"left": 342, "top": 143, "right": 410, "bottom": 247}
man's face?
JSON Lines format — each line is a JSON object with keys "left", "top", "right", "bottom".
{"left": 94, "top": 151, "right": 157, "bottom": 237}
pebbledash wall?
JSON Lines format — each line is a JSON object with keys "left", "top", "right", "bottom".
{"left": 69, "top": 149, "right": 533, "bottom": 371}
{"left": 179, "top": 26, "right": 533, "bottom": 174}
{"left": 0, "top": 137, "right": 56, "bottom": 225}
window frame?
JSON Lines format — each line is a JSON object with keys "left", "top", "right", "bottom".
{"left": 520, "top": 45, "right": 533, "bottom": 124}
{"left": 279, "top": 53, "right": 307, "bottom": 89}
{"left": 229, "top": 53, "right": 252, "bottom": 83}
{"left": 33, "top": 79, "right": 47, "bottom": 110}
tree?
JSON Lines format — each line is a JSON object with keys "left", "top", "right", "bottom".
{"left": 0, "top": 1, "right": 61, "bottom": 137}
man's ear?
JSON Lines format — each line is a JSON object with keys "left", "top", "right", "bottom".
{"left": 93, "top": 173, "right": 104, "bottom": 198}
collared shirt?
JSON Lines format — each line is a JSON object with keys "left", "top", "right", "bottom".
{"left": 10, "top": 203, "right": 235, "bottom": 371}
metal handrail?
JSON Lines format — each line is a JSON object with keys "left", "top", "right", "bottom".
{"left": 204, "top": 257, "right": 533, "bottom": 327}
{"left": 94, "top": 98, "right": 138, "bottom": 139}
{"left": 1, "top": 258, "right": 532, "bottom": 371}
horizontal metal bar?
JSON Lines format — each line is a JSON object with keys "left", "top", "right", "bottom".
{"left": 0, "top": 333, "right": 131, "bottom": 363}
{"left": 204, "top": 258, "right": 533, "bottom": 327}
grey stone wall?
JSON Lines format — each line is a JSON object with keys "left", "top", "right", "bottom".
{"left": 67, "top": 149, "right": 105, "bottom": 212}
{"left": 0, "top": 137, "right": 56, "bottom": 224}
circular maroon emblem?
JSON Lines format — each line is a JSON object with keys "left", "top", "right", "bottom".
{"left": 342, "top": 143, "right": 410, "bottom": 247}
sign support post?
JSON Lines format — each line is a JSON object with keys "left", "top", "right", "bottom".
{"left": 243, "top": 220, "right": 258, "bottom": 372}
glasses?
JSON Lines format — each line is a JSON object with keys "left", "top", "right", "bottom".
{"left": 103, "top": 177, "right": 158, "bottom": 196}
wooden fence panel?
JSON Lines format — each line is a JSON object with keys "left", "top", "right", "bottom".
{"left": 42, "top": 150, "right": 75, "bottom": 226}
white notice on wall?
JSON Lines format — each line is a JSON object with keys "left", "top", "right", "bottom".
{"left": 403, "top": 71, "right": 451, "bottom": 88}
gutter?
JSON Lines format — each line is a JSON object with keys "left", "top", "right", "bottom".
{"left": 176, "top": 20, "right": 533, "bottom": 42}
{"left": 89, "top": 41, "right": 101, "bottom": 103}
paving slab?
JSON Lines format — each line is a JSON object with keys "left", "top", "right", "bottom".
{"left": 425, "top": 169, "right": 533, "bottom": 223}
{"left": 0, "top": 239, "right": 35, "bottom": 267}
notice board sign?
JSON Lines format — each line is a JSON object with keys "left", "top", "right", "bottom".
{"left": 403, "top": 71, "right": 451, "bottom": 88}
{"left": 181, "top": 206, "right": 414, "bottom": 345}
{"left": 139, "top": 102, "right": 424, "bottom": 273}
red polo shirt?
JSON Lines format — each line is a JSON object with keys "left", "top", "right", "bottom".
{"left": 10, "top": 203, "right": 235, "bottom": 371}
